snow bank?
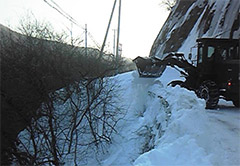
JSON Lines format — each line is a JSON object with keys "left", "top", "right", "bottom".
{"left": 133, "top": 81, "right": 213, "bottom": 166}
{"left": 105, "top": 70, "right": 239, "bottom": 166}
{"left": 101, "top": 71, "right": 171, "bottom": 166}
{"left": 101, "top": 70, "right": 209, "bottom": 165}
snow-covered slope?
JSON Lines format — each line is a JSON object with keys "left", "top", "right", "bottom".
{"left": 16, "top": 67, "right": 240, "bottom": 165}
{"left": 150, "top": 0, "right": 240, "bottom": 59}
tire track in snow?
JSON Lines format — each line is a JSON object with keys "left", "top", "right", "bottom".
{"left": 202, "top": 106, "right": 240, "bottom": 165}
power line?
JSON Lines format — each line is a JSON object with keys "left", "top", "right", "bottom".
{"left": 43, "top": 0, "right": 105, "bottom": 49}
{"left": 49, "top": 0, "right": 75, "bottom": 21}
{"left": 43, "top": 0, "right": 84, "bottom": 30}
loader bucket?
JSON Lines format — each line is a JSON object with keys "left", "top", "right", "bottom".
{"left": 133, "top": 56, "right": 166, "bottom": 77}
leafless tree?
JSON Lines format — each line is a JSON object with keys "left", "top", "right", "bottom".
{"left": 1, "top": 16, "right": 125, "bottom": 165}
{"left": 16, "top": 76, "right": 123, "bottom": 165}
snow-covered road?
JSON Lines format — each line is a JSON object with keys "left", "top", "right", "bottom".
{"left": 205, "top": 103, "right": 240, "bottom": 165}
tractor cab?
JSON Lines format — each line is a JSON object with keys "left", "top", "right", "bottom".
{"left": 196, "top": 38, "right": 239, "bottom": 70}
{"left": 196, "top": 38, "right": 239, "bottom": 106}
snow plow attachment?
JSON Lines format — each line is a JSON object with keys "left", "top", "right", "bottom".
{"left": 133, "top": 53, "right": 193, "bottom": 78}
{"left": 133, "top": 56, "right": 166, "bottom": 77}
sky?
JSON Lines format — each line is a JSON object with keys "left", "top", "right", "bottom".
{"left": 0, "top": 0, "right": 169, "bottom": 59}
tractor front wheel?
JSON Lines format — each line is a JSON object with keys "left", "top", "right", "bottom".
{"left": 197, "top": 80, "right": 219, "bottom": 109}
{"left": 233, "top": 100, "right": 239, "bottom": 108}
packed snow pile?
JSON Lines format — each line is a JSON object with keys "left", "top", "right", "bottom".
{"left": 101, "top": 68, "right": 240, "bottom": 166}
{"left": 150, "top": 0, "right": 240, "bottom": 59}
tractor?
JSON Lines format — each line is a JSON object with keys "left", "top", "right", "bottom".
{"left": 133, "top": 38, "right": 240, "bottom": 109}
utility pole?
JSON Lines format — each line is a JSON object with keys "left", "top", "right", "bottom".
{"left": 99, "top": 0, "right": 117, "bottom": 59}
{"left": 70, "top": 23, "right": 73, "bottom": 45}
{"left": 116, "top": 0, "right": 121, "bottom": 62}
{"left": 85, "top": 24, "right": 88, "bottom": 56}
{"left": 113, "top": 29, "right": 116, "bottom": 56}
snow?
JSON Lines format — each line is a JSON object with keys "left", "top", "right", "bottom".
{"left": 178, "top": 2, "right": 207, "bottom": 60}
{"left": 98, "top": 69, "right": 240, "bottom": 166}
{"left": 16, "top": 0, "right": 240, "bottom": 163}
{"left": 153, "top": 0, "right": 239, "bottom": 59}
{"left": 17, "top": 66, "right": 240, "bottom": 165}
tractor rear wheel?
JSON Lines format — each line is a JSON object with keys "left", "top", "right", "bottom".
{"left": 198, "top": 80, "right": 219, "bottom": 109}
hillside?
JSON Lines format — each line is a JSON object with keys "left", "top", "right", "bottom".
{"left": 0, "top": 24, "right": 133, "bottom": 164}
{"left": 15, "top": 68, "right": 240, "bottom": 165}
{"left": 150, "top": 0, "right": 240, "bottom": 58}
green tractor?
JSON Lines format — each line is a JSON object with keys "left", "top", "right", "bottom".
{"left": 133, "top": 38, "right": 240, "bottom": 109}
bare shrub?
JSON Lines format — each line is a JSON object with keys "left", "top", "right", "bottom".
{"left": 17, "top": 77, "right": 123, "bottom": 165}
{"left": 1, "top": 15, "right": 124, "bottom": 165}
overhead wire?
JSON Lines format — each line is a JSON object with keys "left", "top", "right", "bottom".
{"left": 43, "top": 0, "right": 107, "bottom": 49}
{"left": 43, "top": 0, "right": 85, "bottom": 30}
{"left": 49, "top": 0, "right": 77, "bottom": 22}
